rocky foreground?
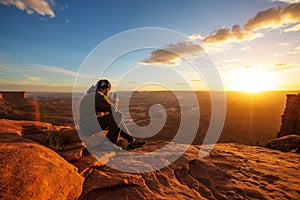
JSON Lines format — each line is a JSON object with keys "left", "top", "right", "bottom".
{"left": 0, "top": 119, "right": 300, "bottom": 200}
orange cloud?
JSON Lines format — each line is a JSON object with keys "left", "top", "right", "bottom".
{"left": 245, "top": 2, "right": 300, "bottom": 30}
{"left": 140, "top": 42, "right": 203, "bottom": 66}
{"left": 202, "top": 2, "right": 300, "bottom": 45}
{"left": 203, "top": 25, "right": 263, "bottom": 44}
{"left": 0, "top": 0, "right": 55, "bottom": 18}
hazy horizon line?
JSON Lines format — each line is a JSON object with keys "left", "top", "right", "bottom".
{"left": 1, "top": 90, "right": 299, "bottom": 94}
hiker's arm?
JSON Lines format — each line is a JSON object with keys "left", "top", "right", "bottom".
{"left": 95, "top": 92, "right": 113, "bottom": 113}
{"left": 108, "top": 92, "right": 119, "bottom": 111}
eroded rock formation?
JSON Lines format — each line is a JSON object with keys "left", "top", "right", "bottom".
{"left": 277, "top": 93, "right": 300, "bottom": 137}
{"left": 0, "top": 119, "right": 85, "bottom": 163}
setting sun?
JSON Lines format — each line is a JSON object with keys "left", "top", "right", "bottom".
{"left": 229, "top": 68, "right": 278, "bottom": 93}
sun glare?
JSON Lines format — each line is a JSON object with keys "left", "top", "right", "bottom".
{"left": 229, "top": 68, "right": 277, "bottom": 93}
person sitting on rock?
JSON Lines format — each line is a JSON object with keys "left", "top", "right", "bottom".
{"left": 79, "top": 79, "right": 145, "bottom": 150}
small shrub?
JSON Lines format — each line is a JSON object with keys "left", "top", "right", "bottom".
{"left": 116, "top": 139, "right": 129, "bottom": 150}
{"left": 249, "top": 139, "right": 262, "bottom": 147}
{"left": 46, "top": 131, "right": 66, "bottom": 151}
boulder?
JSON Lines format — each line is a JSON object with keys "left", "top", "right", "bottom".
{"left": 73, "top": 152, "right": 116, "bottom": 174}
{"left": 79, "top": 169, "right": 130, "bottom": 199}
{"left": 63, "top": 141, "right": 85, "bottom": 151}
{"left": 60, "top": 148, "right": 84, "bottom": 163}
{"left": 23, "top": 133, "right": 48, "bottom": 144}
{"left": 0, "top": 136, "right": 84, "bottom": 200}
{"left": 0, "top": 119, "right": 52, "bottom": 136}
{"left": 22, "top": 123, "right": 52, "bottom": 136}
{"left": 57, "top": 129, "right": 85, "bottom": 163}
{"left": 0, "top": 132, "right": 36, "bottom": 144}
{"left": 266, "top": 135, "right": 300, "bottom": 152}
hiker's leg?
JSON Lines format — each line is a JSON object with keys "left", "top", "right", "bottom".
{"left": 113, "top": 111, "right": 135, "bottom": 143}
{"left": 112, "top": 111, "right": 146, "bottom": 149}
{"left": 98, "top": 114, "right": 120, "bottom": 144}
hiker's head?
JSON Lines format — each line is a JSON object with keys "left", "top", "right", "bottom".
{"left": 96, "top": 79, "right": 111, "bottom": 95}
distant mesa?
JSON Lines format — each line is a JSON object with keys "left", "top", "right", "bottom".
{"left": 0, "top": 91, "right": 27, "bottom": 102}
{"left": 0, "top": 91, "right": 74, "bottom": 125}
{"left": 0, "top": 91, "right": 37, "bottom": 121}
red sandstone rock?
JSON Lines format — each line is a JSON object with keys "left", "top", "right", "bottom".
{"left": 63, "top": 141, "right": 85, "bottom": 151}
{"left": 0, "top": 119, "right": 52, "bottom": 135}
{"left": 1, "top": 119, "right": 300, "bottom": 199}
{"left": 0, "top": 135, "right": 84, "bottom": 200}
{"left": 78, "top": 141, "right": 300, "bottom": 200}
{"left": 60, "top": 148, "right": 83, "bottom": 163}
{"left": 60, "top": 129, "right": 82, "bottom": 143}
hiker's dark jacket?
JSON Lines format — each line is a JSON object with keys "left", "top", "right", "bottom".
{"left": 79, "top": 89, "right": 112, "bottom": 135}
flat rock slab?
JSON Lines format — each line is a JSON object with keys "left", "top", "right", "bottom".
{"left": 80, "top": 142, "right": 300, "bottom": 200}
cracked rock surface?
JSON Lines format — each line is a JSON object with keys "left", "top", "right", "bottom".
{"left": 79, "top": 141, "right": 300, "bottom": 200}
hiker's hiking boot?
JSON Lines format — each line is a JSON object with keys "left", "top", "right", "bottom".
{"left": 127, "top": 138, "right": 146, "bottom": 149}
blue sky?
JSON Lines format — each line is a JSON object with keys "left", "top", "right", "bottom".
{"left": 0, "top": 0, "right": 299, "bottom": 92}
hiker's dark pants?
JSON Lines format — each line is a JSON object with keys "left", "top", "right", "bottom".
{"left": 98, "top": 111, "right": 134, "bottom": 144}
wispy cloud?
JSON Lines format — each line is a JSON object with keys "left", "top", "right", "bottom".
{"left": 242, "top": 63, "right": 294, "bottom": 73}
{"left": 273, "top": 44, "right": 300, "bottom": 56}
{"left": 271, "top": 63, "right": 294, "bottom": 72}
{"left": 29, "top": 64, "right": 78, "bottom": 77}
{"left": 189, "top": 79, "right": 203, "bottom": 82}
{"left": 283, "top": 23, "right": 300, "bottom": 32}
{"left": 140, "top": 41, "right": 204, "bottom": 66}
{"left": 289, "top": 45, "right": 300, "bottom": 54}
{"left": 0, "top": 63, "right": 95, "bottom": 84}
{"left": 0, "top": 63, "right": 99, "bottom": 91}
{"left": 222, "top": 58, "right": 243, "bottom": 63}
{"left": 27, "top": 76, "right": 42, "bottom": 81}
{"left": 272, "top": 0, "right": 300, "bottom": 3}
{"left": 58, "top": 3, "right": 68, "bottom": 11}
{"left": 0, "top": 0, "right": 55, "bottom": 18}
{"left": 278, "top": 42, "right": 291, "bottom": 46}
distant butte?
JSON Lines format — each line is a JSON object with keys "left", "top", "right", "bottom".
{"left": 0, "top": 91, "right": 27, "bottom": 101}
